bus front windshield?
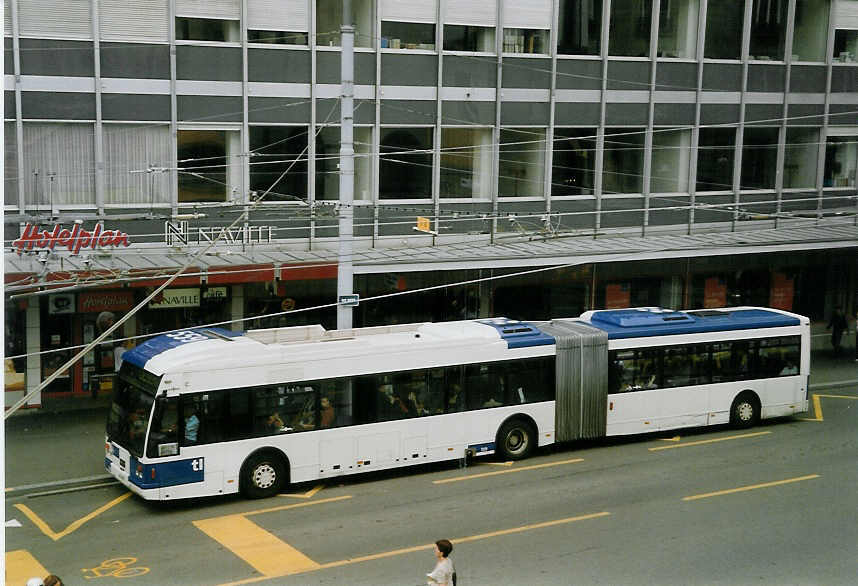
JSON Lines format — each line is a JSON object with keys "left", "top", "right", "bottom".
{"left": 106, "top": 363, "right": 162, "bottom": 457}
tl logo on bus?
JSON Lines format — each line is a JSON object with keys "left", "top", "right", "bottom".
{"left": 12, "top": 223, "right": 131, "bottom": 255}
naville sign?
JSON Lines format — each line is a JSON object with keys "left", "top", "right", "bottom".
{"left": 11, "top": 223, "right": 131, "bottom": 255}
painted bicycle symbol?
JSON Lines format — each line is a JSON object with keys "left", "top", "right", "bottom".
{"left": 82, "top": 558, "right": 150, "bottom": 579}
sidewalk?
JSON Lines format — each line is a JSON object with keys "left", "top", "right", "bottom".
{"left": 4, "top": 347, "right": 856, "bottom": 496}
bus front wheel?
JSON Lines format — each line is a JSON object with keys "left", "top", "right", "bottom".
{"left": 730, "top": 392, "right": 760, "bottom": 429}
{"left": 496, "top": 418, "right": 536, "bottom": 460}
{"left": 241, "top": 452, "right": 287, "bottom": 499}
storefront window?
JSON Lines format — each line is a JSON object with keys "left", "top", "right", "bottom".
{"left": 176, "top": 18, "right": 239, "bottom": 42}
{"left": 609, "top": 0, "right": 652, "bottom": 58}
{"left": 741, "top": 127, "right": 779, "bottom": 190}
{"left": 381, "top": 21, "right": 436, "bottom": 50}
{"left": 4, "top": 300, "right": 27, "bottom": 397}
{"left": 704, "top": 0, "right": 743, "bottom": 60}
{"left": 552, "top": 128, "right": 597, "bottom": 197}
{"left": 823, "top": 136, "right": 857, "bottom": 188}
{"left": 749, "top": 0, "right": 787, "bottom": 61}
{"left": 558, "top": 0, "right": 602, "bottom": 56}
{"left": 783, "top": 128, "right": 819, "bottom": 189}
{"left": 247, "top": 30, "right": 308, "bottom": 45}
{"left": 440, "top": 127, "right": 492, "bottom": 199}
{"left": 834, "top": 30, "right": 858, "bottom": 62}
{"left": 249, "top": 126, "right": 308, "bottom": 202}
{"left": 696, "top": 128, "right": 735, "bottom": 192}
{"left": 498, "top": 128, "right": 546, "bottom": 197}
{"left": 316, "top": 0, "right": 374, "bottom": 48}
{"left": 502, "top": 28, "right": 548, "bottom": 54}
{"left": 603, "top": 128, "right": 645, "bottom": 194}
{"left": 379, "top": 127, "right": 433, "bottom": 199}
{"left": 178, "top": 129, "right": 241, "bottom": 203}
{"left": 315, "top": 126, "right": 372, "bottom": 201}
{"left": 651, "top": 128, "right": 691, "bottom": 193}
{"left": 444, "top": 25, "right": 495, "bottom": 52}
{"left": 657, "top": 0, "right": 698, "bottom": 59}
{"left": 792, "top": 0, "right": 829, "bottom": 62}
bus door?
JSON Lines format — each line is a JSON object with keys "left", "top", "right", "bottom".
{"left": 656, "top": 344, "right": 709, "bottom": 430}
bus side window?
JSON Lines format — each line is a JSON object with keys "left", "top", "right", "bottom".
{"left": 147, "top": 396, "right": 178, "bottom": 458}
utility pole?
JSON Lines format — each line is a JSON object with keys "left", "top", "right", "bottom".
{"left": 336, "top": 0, "right": 355, "bottom": 330}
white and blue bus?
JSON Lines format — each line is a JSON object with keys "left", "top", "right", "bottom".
{"left": 105, "top": 306, "right": 809, "bottom": 500}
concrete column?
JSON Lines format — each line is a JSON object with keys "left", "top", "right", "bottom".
{"left": 25, "top": 297, "right": 41, "bottom": 407}
{"left": 231, "top": 285, "right": 245, "bottom": 332}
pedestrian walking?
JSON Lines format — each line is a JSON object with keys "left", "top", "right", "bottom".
{"left": 426, "top": 539, "right": 455, "bottom": 586}
{"left": 826, "top": 306, "right": 848, "bottom": 356}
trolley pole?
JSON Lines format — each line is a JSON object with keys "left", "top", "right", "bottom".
{"left": 336, "top": 0, "right": 355, "bottom": 330}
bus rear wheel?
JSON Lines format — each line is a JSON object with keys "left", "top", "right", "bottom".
{"left": 241, "top": 452, "right": 286, "bottom": 499}
{"left": 730, "top": 392, "right": 760, "bottom": 429}
{"left": 496, "top": 419, "right": 536, "bottom": 460}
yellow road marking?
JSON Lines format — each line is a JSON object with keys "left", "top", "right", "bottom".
{"left": 280, "top": 484, "right": 324, "bottom": 499}
{"left": 193, "top": 496, "right": 351, "bottom": 579}
{"left": 218, "top": 511, "right": 611, "bottom": 586}
{"left": 241, "top": 495, "right": 352, "bottom": 518}
{"left": 5, "top": 550, "right": 50, "bottom": 585}
{"left": 659, "top": 436, "right": 681, "bottom": 442}
{"left": 648, "top": 431, "right": 770, "bottom": 451}
{"left": 485, "top": 461, "right": 515, "bottom": 467}
{"left": 432, "top": 457, "right": 584, "bottom": 484}
{"left": 14, "top": 491, "right": 132, "bottom": 541}
{"left": 194, "top": 515, "right": 320, "bottom": 577}
{"left": 800, "top": 393, "right": 858, "bottom": 422}
{"left": 683, "top": 474, "right": 820, "bottom": 501}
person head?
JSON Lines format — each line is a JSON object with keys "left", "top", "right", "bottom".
{"left": 321, "top": 397, "right": 331, "bottom": 409}
{"left": 96, "top": 311, "right": 116, "bottom": 333}
{"left": 435, "top": 539, "right": 453, "bottom": 558}
{"left": 44, "top": 576, "right": 63, "bottom": 586}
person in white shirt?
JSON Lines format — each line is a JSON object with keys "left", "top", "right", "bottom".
{"left": 426, "top": 539, "right": 455, "bottom": 586}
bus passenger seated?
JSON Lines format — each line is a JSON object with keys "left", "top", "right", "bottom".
{"left": 482, "top": 395, "right": 503, "bottom": 408}
{"left": 320, "top": 397, "right": 335, "bottom": 427}
{"left": 184, "top": 410, "right": 200, "bottom": 443}
{"left": 779, "top": 362, "right": 798, "bottom": 375}
{"left": 265, "top": 412, "right": 285, "bottom": 433}
{"left": 379, "top": 384, "right": 409, "bottom": 417}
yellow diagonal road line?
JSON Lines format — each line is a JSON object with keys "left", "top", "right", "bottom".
{"left": 683, "top": 474, "right": 820, "bottom": 501}
{"left": 219, "top": 511, "right": 611, "bottom": 586}
{"left": 14, "top": 491, "right": 132, "bottom": 541}
{"left": 432, "top": 457, "right": 584, "bottom": 484}
{"left": 5, "top": 550, "right": 50, "bottom": 584}
{"left": 194, "top": 496, "right": 351, "bottom": 579}
{"left": 194, "top": 515, "right": 320, "bottom": 577}
{"left": 648, "top": 431, "right": 770, "bottom": 451}
{"left": 279, "top": 484, "right": 324, "bottom": 499}
{"left": 800, "top": 393, "right": 858, "bottom": 422}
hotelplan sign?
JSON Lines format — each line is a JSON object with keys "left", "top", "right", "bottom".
{"left": 165, "top": 221, "right": 274, "bottom": 246}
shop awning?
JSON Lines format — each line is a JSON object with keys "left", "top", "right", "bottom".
{"left": 4, "top": 221, "right": 857, "bottom": 294}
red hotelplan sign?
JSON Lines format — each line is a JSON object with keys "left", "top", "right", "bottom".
{"left": 11, "top": 223, "right": 131, "bottom": 255}
{"left": 78, "top": 291, "right": 135, "bottom": 313}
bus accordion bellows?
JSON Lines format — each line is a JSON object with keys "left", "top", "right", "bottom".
{"left": 104, "top": 306, "right": 809, "bottom": 500}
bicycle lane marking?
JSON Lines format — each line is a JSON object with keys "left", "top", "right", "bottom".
{"left": 14, "top": 492, "right": 132, "bottom": 541}
{"left": 192, "top": 495, "right": 352, "bottom": 578}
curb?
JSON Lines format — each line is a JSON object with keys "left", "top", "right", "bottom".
{"left": 6, "top": 474, "right": 117, "bottom": 499}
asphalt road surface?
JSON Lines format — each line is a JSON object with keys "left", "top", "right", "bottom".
{"left": 5, "top": 392, "right": 857, "bottom": 586}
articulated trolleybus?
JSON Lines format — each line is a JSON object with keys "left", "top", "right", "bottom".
{"left": 105, "top": 306, "right": 809, "bottom": 500}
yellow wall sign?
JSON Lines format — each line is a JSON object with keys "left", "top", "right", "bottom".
{"left": 416, "top": 216, "right": 431, "bottom": 232}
